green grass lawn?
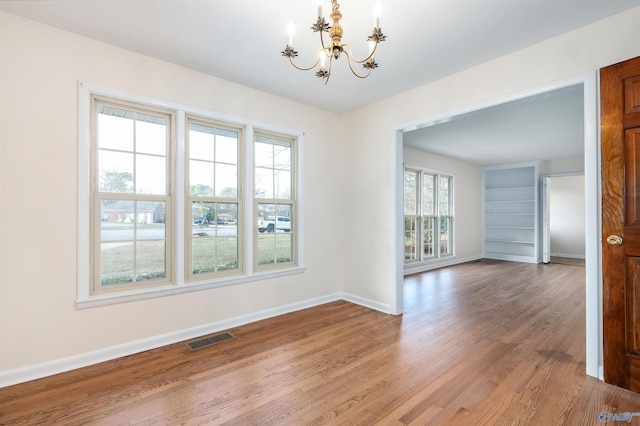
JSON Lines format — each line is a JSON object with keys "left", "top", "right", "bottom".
{"left": 100, "top": 231, "right": 293, "bottom": 285}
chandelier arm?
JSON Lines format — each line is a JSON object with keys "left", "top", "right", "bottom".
{"left": 341, "top": 42, "right": 378, "bottom": 64}
{"left": 345, "top": 53, "right": 374, "bottom": 79}
{"left": 288, "top": 55, "right": 321, "bottom": 72}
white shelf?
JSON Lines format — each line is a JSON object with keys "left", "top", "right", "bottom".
{"left": 483, "top": 164, "right": 538, "bottom": 263}
{"left": 485, "top": 239, "right": 534, "bottom": 244}
{"left": 485, "top": 226, "right": 535, "bottom": 230}
{"left": 485, "top": 186, "right": 534, "bottom": 191}
{"left": 485, "top": 213, "right": 535, "bottom": 216}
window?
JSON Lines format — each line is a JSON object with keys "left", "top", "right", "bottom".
{"left": 186, "top": 116, "right": 242, "bottom": 279}
{"left": 254, "top": 132, "right": 296, "bottom": 269}
{"left": 404, "top": 167, "right": 454, "bottom": 263}
{"left": 92, "top": 97, "right": 174, "bottom": 294}
{"left": 79, "top": 84, "right": 303, "bottom": 306}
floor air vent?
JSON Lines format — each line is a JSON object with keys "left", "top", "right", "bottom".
{"left": 186, "top": 332, "right": 235, "bottom": 351}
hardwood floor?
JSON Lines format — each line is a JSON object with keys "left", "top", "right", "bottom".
{"left": 549, "top": 256, "right": 586, "bottom": 267}
{"left": 2, "top": 259, "right": 640, "bottom": 425}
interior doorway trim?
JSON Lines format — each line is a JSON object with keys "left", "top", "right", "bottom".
{"left": 540, "top": 172, "right": 586, "bottom": 264}
{"left": 391, "top": 71, "right": 600, "bottom": 378}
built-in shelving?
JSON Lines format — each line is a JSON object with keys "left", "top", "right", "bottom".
{"left": 483, "top": 164, "right": 538, "bottom": 263}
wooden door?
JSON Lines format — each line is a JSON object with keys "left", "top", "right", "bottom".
{"left": 602, "top": 55, "right": 640, "bottom": 391}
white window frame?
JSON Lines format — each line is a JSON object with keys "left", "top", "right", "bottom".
{"left": 77, "top": 82, "right": 305, "bottom": 309}
{"left": 185, "top": 115, "right": 244, "bottom": 281}
{"left": 253, "top": 131, "right": 298, "bottom": 271}
{"left": 403, "top": 165, "right": 455, "bottom": 264}
{"left": 90, "top": 96, "right": 175, "bottom": 295}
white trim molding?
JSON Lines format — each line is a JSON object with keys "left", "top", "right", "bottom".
{"left": 0, "top": 292, "right": 395, "bottom": 388}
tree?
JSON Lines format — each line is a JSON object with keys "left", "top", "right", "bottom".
{"left": 190, "top": 183, "right": 213, "bottom": 196}
{"left": 100, "top": 170, "right": 133, "bottom": 193}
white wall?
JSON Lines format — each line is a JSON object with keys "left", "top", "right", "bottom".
{"left": 540, "top": 155, "right": 585, "bottom": 175}
{"left": 403, "top": 146, "right": 483, "bottom": 273}
{"left": 550, "top": 175, "right": 586, "bottom": 258}
{"left": 339, "top": 6, "right": 640, "bottom": 307}
{"left": 0, "top": 11, "right": 347, "bottom": 380}
{"left": 2, "top": 6, "right": 640, "bottom": 385}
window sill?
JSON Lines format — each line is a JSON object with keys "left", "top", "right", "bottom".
{"left": 76, "top": 266, "right": 307, "bottom": 310}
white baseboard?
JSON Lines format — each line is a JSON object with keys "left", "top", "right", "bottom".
{"left": 340, "top": 292, "right": 394, "bottom": 315}
{"left": 403, "top": 255, "right": 482, "bottom": 276}
{"left": 1, "top": 293, "right": 349, "bottom": 388}
{"left": 550, "top": 253, "right": 585, "bottom": 259}
{"left": 1, "top": 292, "right": 395, "bottom": 388}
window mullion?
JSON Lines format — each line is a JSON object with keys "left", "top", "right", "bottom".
{"left": 417, "top": 170, "right": 423, "bottom": 262}
{"left": 175, "top": 110, "right": 186, "bottom": 286}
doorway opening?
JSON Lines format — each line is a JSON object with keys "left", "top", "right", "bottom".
{"left": 541, "top": 174, "right": 586, "bottom": 266}
{"left": 393, "top": 72, "right": 599, "bottom": 378}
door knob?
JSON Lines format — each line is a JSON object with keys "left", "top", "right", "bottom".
{"left": 607, "top": 235, "right": 623, "bottom": 246}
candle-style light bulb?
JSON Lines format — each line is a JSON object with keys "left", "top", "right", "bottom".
{"left": 318, "top": 1, "right": 323, "bottom": 17}
{"left": 374, "top": 1, "right": 381, "bottom": 28}
{"left": 320, "top": 50, "right": 326, "bottom": 69}
{"left": 287, "top": 22, "right": 294, "bottom": 46}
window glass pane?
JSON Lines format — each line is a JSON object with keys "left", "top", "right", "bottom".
{"left": 423, "top": 217, "right": 435, "bottom": 258}
{"left": 101, "top": 242, "right": 134, "bottom": 286}
{"left": 440, "top": 217, "right": 452, "bottom": 255}
{"left": 190, "top": 160, "right": 214, "bottom": 196}
{"left": 191, "top": 202, "right": 239, "bottom": 275}
{"left": 276, "top": 204, "right": 293, "bottom": 231}
{"left": 274, "top": 144, "right": 291, "bottom": 170}
{"left": 218, "top": 203, "right": 238, "bottom": 231}
{"left": 99, "top": 151, "right": 134, "bottom": 193}
{"left": 257, "top": 234, "right": 276, "bottom": 266}
{"left": 404, "top": 170, "right": 418, "bottom": 215}
{"left": 98, "top": 108, "right": 134, "bottom": 151}
{"left": 275, "top": 170, "right": 292, "bottom": 199}
{"left": 135, "top": 240, "right": 166, "bottom": 281}
{"left": 439, "top": 175, "right": 451, "bottom": 215}
{"left": 276, "top": 233, "right": 293, "bottom": 263}
{"left": 257, "top": 202, "right": 292, "bottom": 265}
{"left": 257, "top": 234, "right": 292, "bottom": 265}
{"left": 192, "top": 201, "right": 216, "bottom": 228}
{"left": 216, "top": 132, "right": 238, "bottom": 164}
{"left": 215, "top": 164, "right": 237, "bottom": 197}
{"left": 255, "top": 167, "right": 274, "bottom": 199}
{"left": 101, "top": 200, "right": 135, "bottom": 241}
{"left": 423, "top": 174, "right": 435, "bottom": 215}
{"left": 189, "top": 124, "right": 215, "bottom": 161}
{"left": 257, "top": 203, "right": 274, "bottom": 232}
{"left": 136, "top": 154, "right": 166, "bottom": 195}
{"left": 136, "top": 118, "right": 167, "bottom": 156}
{"left": 404, "top": 217, "right": 417, "bottom": 260}
{"left": 255, "top": 142, "right": 274, "bottom": 168}
{"left": 136, "top": 201, "right": 165, "bottom": 240}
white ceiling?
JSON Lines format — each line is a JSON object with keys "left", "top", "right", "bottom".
{"left": 1, "top": 0, "right": 639, "bottom": 114}
{"left": 403, "top": 84, "right": 585, "bottom": 166}
{"left": 1, "top": 1, "right": 637, "bottom": 166}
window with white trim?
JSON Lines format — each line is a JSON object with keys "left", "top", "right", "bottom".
{"left": 404, "top": 167, "right": 454, "bottom": 263}
{"left": 92, "top": 97, "right": 174, "bottom": 294}
{"left": 81, "top": 85, "right": 303, "bottom": 304}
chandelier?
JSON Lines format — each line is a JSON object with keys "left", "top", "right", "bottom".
{"left": 281, "top": 0, "right": 387, "bottom": 84}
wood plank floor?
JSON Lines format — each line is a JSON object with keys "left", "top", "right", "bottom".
{"left": 2, "top": 259, "right": 640, "bottom": 425}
